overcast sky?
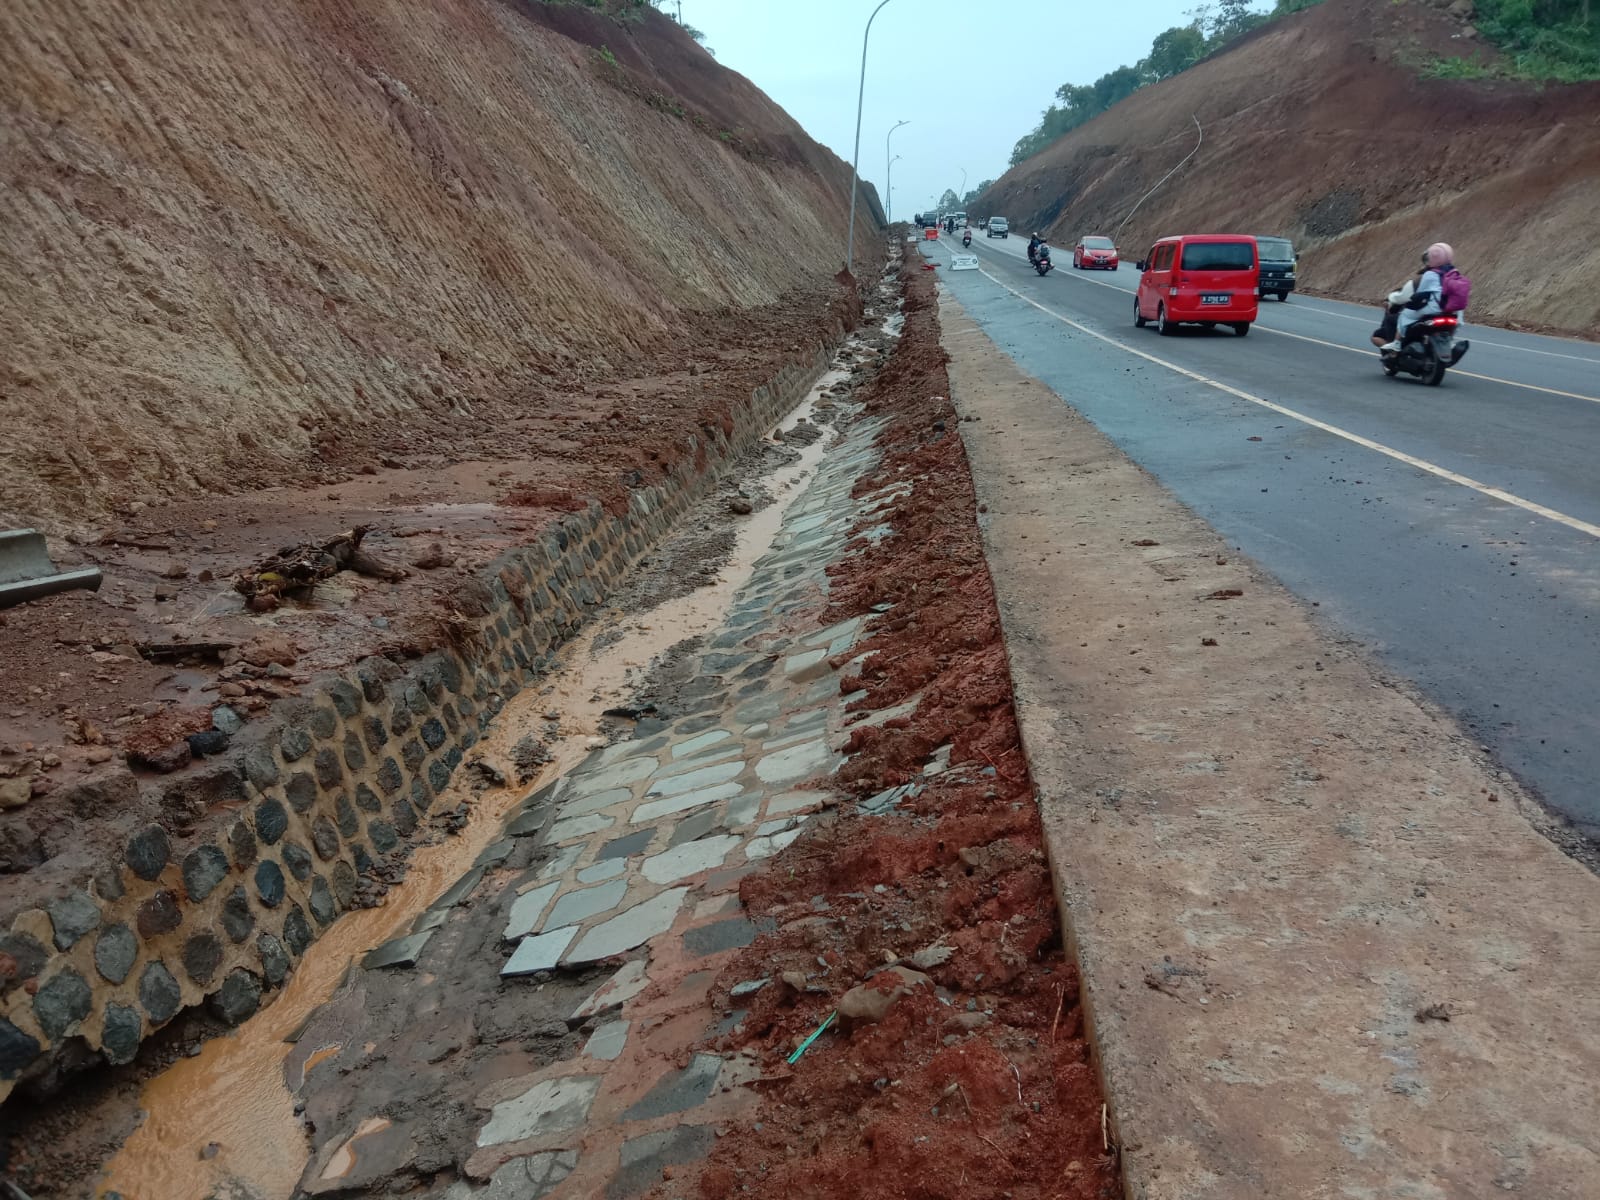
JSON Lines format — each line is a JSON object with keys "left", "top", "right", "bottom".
{"left": 678, "top": 0, "right": 1203, "bottom": 217}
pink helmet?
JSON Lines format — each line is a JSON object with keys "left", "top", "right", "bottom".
{"left": 1426, "top": 242, "right": 1454, "bottom": 268}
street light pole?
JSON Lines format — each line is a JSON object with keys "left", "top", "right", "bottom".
{"left": 956, "top": 167, "right": 967, "bottom": 208}
{"left": 885, "top": 119, "right": 909, "bottom": 224}
{"left": 886, "top": 154, "right": 901, "bottom": 225}
{"left": 845, "top": 0, "right": 895, "bottom": 275}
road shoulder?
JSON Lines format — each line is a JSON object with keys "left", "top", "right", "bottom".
{"left": 939, "top": 292, "right": 1600, "bottom": 1198}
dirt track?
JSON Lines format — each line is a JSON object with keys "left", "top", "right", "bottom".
{"left": 978, "top": 0, "right": 1600, "bottom": 336}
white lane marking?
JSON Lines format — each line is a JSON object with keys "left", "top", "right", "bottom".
{"left": 1286, "top": 297, "right": 1600, "bottom": 364}
{"left": 966, "top": 235, "right": 1600, "bottom": 367}
{"left": 980, "top": 246, "right": 1600, "bottom": 405}
{"left": 931, "top": 243, "right": 1600, "bottom": 540}
{"left": 1254, "top": 325, "right": 1600, "bottom": 405}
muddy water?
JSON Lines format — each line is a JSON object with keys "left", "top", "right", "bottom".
{"left": 98, "top": 371, "right": 851, "bottom": 1200}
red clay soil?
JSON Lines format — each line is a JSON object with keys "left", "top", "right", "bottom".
{"left": 663, "top": 262, "right": 1117, "bottom": 1199}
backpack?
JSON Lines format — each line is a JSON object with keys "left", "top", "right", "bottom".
{"left": 1440, "top": 267, "right": 1471, "bottom": 314}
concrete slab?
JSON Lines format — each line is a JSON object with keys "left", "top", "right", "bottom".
{"left": 559, "top": 787, "right": 634, "bottom": 819}
{"left": 720, "top": 794, "right": 761, "bottom": 830}
{"left": 670, "top": 729, "right": 732, "bottom": 759}
{"left": 682, "top": 916, "right": 760, "bottom": 958}
{"left": 667, "top": 807, "right": 722, "bottom": 847}
{"left": 548, "top": 812, "right": 615, "bottom": 843}
{"left": 481, "top": 1150, "right": 578, "bottom": 1200}
{"left": 639, "top": 834, "right": 740, "bottom": 885}
{"left": 572, "top": 958, "right": 650, "bottom": 1020}
{"left": 595, "top": 828, "right": 655, "bottom": 862}
{"left": 537, "top": 844, "right": 583, "bottom": 879}
{"left": 621, "top": 1053, "right": 722, "bottom": 1121}
{"left": 606, "top": 1125, "right": 715, "bottom": 1199}
{"left": 543, "top": 878, "right": 627, "bottom": 930}
{"left": 566, "top": 756, "right": 658, "bottom": 795}
{"left": 643, "top": 758, "right": 744, "bottom": 799}
{"left": 476, "top": 1074, "right": 599, "bottom": 1147}
{"left": 582, "top": 1020, "right": 630, "bottom": 1063}
{"left": 744, "top": 828, "right": 802, "bottom": 861}
{"left": 566, "top": 888, "right": 688, "bottom": 964}
{"left": 754, "top": 738, "right": 836, "bottom": 785}
{"left": 500, "top": 927, "right": 577, "bottom": 977}
{"left": 802, "top": 616, "right": 863, "bottom": 649}
{"left": 503, "top": 882, "right": 560, "bottom": 941}
{"left": 782, "top": 647, "right": 830, "bottom": 683}
{"left": 431, "top": 867, "right": 485, "bottom": 909}
{"left": 646, "top": 745, "right": 744, "bottom": 782}
{"left": 764, "top": 790, "right": 823, "bottom": 818}
{"left": 632, "top": 780, "right": 744, "bottom": 825}
{"left": 577, "top": 859, "right": 625, "bottom": 884}
{"left": 362, "top": 931, "right": 433, "bottom": 971}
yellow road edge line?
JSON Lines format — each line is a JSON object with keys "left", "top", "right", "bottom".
{"left": 930, "top": 242, "right": 1600, "bottom": 540}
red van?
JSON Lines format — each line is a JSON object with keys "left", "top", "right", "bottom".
{"left": 1134, "top": 235, "right": 1260, "bottom": 336}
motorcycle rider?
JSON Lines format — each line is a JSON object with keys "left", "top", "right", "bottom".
{"left": 1371, "top": 253, "right": 1428, "bottom": 348}
{"left": 961, "top": 225, "right": 972, "bottom": 248}
{"left": 1028, "top": 232, "right": 1042, "bottom": 263}
{"left": 1035, "top": 237, "right": 1053, "bottom": 271}
{"left": 1380, "top": 242, "right": 1455, "bottom": 353}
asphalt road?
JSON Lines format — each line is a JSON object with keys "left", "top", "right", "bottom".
{"left": 928, "top": 230, "right": 1600, "bottom": 842}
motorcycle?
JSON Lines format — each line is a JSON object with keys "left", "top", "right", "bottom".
{"left": 1381, "top": 313, "right": 1469, "bottom": 386}
{"left": 1031, "top": 244, "right": 1054, "bottom": 276}
{"left": 961, "top": 230, "right": 972, "bottom": 248}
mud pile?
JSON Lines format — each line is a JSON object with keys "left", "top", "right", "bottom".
{"left": 0, "top": 0, "right": 880, "bottom": 530}
{"left": 976, "top": 0, "right": 1600, "bottom": 335}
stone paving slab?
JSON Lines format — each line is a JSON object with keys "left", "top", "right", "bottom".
{"left": 317, "top": 393, "right": 907, "bottom": 1199}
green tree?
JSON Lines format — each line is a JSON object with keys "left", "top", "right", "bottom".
{"left": 937, "top": 188, "right": 961, "bottom": 210}
{"left": 1206, "top": 0, "right": 1271, "bottom": 44}
{"left": 1139, "top": 24, "right": 1208, "bottom": 79}
{"left": 1468, "top": 0, "right": 1600, "bottom": 78}
{"left": 962, "top": 180, "right": 995, "bottom": 208}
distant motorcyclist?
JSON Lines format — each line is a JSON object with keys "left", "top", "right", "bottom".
{"left": 1028, "top": 232, "right": 1042, "bottom": 263}
{"left": 1380, "top": 242, "right": 1457, "bottom": 353}
{"left": 961, "top": 226, "right": 972, "bottom": 248}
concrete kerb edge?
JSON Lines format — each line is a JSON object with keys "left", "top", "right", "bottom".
{"left": 0, "top": 336, "right": 843, "bottom": 1102}
{"left": 936, "top": 309, "right": 1142, "bottom": 1199}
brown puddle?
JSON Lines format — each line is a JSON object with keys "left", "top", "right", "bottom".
{"left": 97, "top": 373, "right": 849, "bottom": 1199}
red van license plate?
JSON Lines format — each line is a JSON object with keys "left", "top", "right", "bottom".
{"left": 1201, "top": 293, "right": 1230, "bottom": 305}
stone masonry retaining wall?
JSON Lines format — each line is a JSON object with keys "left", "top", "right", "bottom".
{"left": 0, "top": 345, "right": 837, "bottom": 1101}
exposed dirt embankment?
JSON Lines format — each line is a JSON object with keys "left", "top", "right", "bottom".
{"left": 0, "top": 0, "right": 880, "bottom": 530}
{"left": 978, "top": 0, "right": 1600, "bottom": 335}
